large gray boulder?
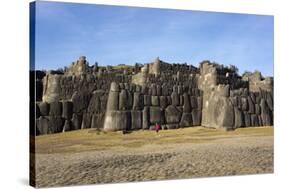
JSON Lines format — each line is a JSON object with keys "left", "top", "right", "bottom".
{"left": 234, "top": 107, "right": 244, "bottom": 128}
{"left": 81, "top": 113, "right": 92, "bottom": 129}
{"left": 87, "top": 90, "right": 105, "bottom": 114}
{"left": 241, "top": 97, "right": 248, "bottom": 111}
{"left": 103, "top": 111, "right": 131, "bottom": 131}
{"left": 119, "top": 89, "right": 128, "bottom": 110}
{"left": 106, "top": 91, "right": 119, "bottom": 111}
{"left": 71, "top": 91, "right": 91, "bottom": 113}
{"left": 244, "top": 112, "right": 251, "bottom": 127}
{"left": 144, "top": 95, "right": 151, "bottom": 106}
{"left": 48, "top": 116, "right": 64, "bottom": 133}
{"left": 133, "top": 92, "right": 143, "bottom": 110}
{"left": 151, "top": 96, "right": 159, "bottom": 106}
{"left": 38, "top": 102, "right": 49, "bottom": 116}
{"left": 191, "top": 109, "right": 201, "bottom": 126}
{"left": 183, "top": 93, "right": 191, "bottom": 113}
{"left": 255, "top": 104, "right": 261, "bottom": 115}
{"left": 149, "top": 106, "right": 164, "bottom": 124}
{"left": 266, "top": 92, "right": 273, "bottom": 111}
{"left": 142, "top": 106, "right": 150, "bottom": 129}
{"left": 171, "top": 91, "right": 179, "bottom": 106}
{"left": 165, "top": 105, "right": 182, "bottom": 124}
{"left": 62, "top": 120, "right": 71, "bottom": 132}
{"left": 159, "top": 96, "right": 168, "bottom": 109}
{"left": 91, "top": 113, "right": 104, "bottom": 129}
{"left": 71, "top": 113, "right": 82, "bottom": 130}
{"left": 62, "top": 101, "right": 73, "bottom": 119}
{"left": 179, "top": 113, "right": 193, "bottom": 127}
{"left": 156, "top": 85, "right": 162, "bottom": 96}
{"left": 49, "top": 101, "right": 62, "bottom": 116}
{"left": 190, "top": 96, "right": 198, "bottom": 109}
{"left": 260, "top": 99, "right": 272, "bottom": 125}
{"left": 131, "top": 111, "right": 142, "bottom": 130}
{"left": 36, "top": 116, "right": 49, "bottom": 135}
{"left": 251, "top": 114, "right": 259, "bottom": 126}
{"left": 247, "top": 96, "right": 255, "bottom": 114}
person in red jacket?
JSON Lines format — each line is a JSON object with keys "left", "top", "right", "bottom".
{"left": 155, "top": 122, "right": 161, "bottom": 133}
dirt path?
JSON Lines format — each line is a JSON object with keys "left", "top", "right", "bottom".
{"left": 34, "top": 127, "right": 273, "bottom": 187}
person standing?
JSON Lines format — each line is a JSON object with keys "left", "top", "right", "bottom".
{"left": 155, "top": 122, "right": 161, "bottom": 133}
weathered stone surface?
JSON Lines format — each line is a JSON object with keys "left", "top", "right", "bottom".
{"left": 255, "top": 104, "right": 261, "bottom": 115}
{"left": 165, "top": 105, "right": 182, "bottom": 124}
{"left": 87, "top": 90, "right": 105, "bottom": 113}
{"left": 156, "top": 85, "right": 162, "bottom": 96}
{"left": 131, "top": 111, "right": 142, "bottom": 130}
{"left": 144, "top": 95, "right": 151, "bottom": 106}
{"left": 106, "top": 91, "right": 119, "bottom": 111}
{"left": 197, "top": 96, "right": 203, "bottom": 110}
{"left": 62, "top": 120, "right": 71, "bottom": 132}
{"left": 159, "top": 96, "right": 168, "bottom": 109}
{"left": 119, "top": 89, "right": 128, "bottom": 110}
{"left": 192, "top": 109, "right": 201, "bottom": 126}
{"left": 183, "top": 93, "right": 191, "bottom": 113}
{"left": 49, "top": 101, "right": 62, "bottom": 116}
{"left": 151, "top": 84, "right": 157, "bottom": 96}
{"left": 251, "top": 114, "right": 259, "bottom": 126}
{"left": 62, "top": 101, "right": 73, "bottom": 119}
{"left": 266, "top": 92, "right": 273, "bottom": 111}
{"left": 234, "top": 107, "right": 244, "bottom": 128}
{"left": 81, "top": 113, "right": 92, "bottom": 129}
{"left": 161, "top": 84, "right": 169, "bottom": 96}
{"left": 244, "top": 112, "right": 251, "bottom": 127}
{"left": 142, "top": 106, "right": 150, "bottom": 129}
{"left": 247, "top": 96, "right": 255, "bottom": 114}
{"left": 171, "top": 91, "right": 179, "bottom": 106}
{"left": 151, "top": 96, "right": 159, "bottom": 106}
{"left": 190, "top": 96, "right": 198, "bottom": 109}
{"left": 133, "top": 92, "right": 143, "bottom": 110}
{"left": 48, "top": 116, "right": 64, "bottom": 133}
{"left": 104, "top": 111, "right": 131, "bottom": 131}
{"left": 71, "top": 113, "right": 82, "bottom": 130}
{"left": 38, "top": 102, "right": 49, "bottom": 116}
{"left": 36, "top": 116, "right": 49, "bottom": 135}
{"left": 149, "top": 106, "right": 164, "bottom": 124}
{"left": 260, "top": 99, "right": 272, "bottom": 126}
{"left": 72, "top": 91, "right": 91, "bottom": 113}
{"left": 110, "top": 82, "right": 120, "bottom": 92}
{"left": 91, "top": 113, "right": 104, "bottom": 128}
{"left": 241, "top": 97, "right": 248, "bottom": 111}
{"left": 179, "top": 113, "right": 193, "bottom": 127}
{"left": 36, "top": 103, "right": 40, "bottom": 118}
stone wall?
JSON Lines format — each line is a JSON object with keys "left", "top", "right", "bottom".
{"left": 34, "top": 56, "right": 273, "bottom": 135}
{"left": 199, "top": 61, "right": 273, "bottom": 130}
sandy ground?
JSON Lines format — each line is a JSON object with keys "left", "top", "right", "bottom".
{"left": 33, "top": 127, "right": 273, "bottom": 187}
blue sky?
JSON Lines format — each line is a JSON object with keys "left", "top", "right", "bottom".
{"left": 34, "top": 1, "right": 274, "bottom": 76}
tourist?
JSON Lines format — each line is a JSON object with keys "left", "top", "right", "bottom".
{"left": 155, "top": 122, "right": 161, "bottom": 133}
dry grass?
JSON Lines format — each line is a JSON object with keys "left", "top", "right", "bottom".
{"left": 35, "top": 126, "right": 273, "bottom": 154}
{"left": 34, "top": 126, "right": 273, "bottom": 187}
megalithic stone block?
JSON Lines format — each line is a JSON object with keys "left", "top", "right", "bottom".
{"left": 103, "top": 111, "right": 131, "bottom": 131}
{"left": 142, "top": 106, "right": 150, "bottom": 129}
{"left": 62, "top": 101, "right": 73, "bottom": 119}
{"left": 119, "top": 89, "right": 128, "bottom": 110}
{"left": 165, "top": 105, "right": 182, "bottom": 124}
{"left": 131, "top": 110, "right": 142, "bottom": 130}
{"left": 179, "top": 113, "right": 193, "bottom": 127}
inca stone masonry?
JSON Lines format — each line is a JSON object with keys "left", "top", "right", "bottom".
{"left": 33, "top": 56, "right": 273, "bottom": 135}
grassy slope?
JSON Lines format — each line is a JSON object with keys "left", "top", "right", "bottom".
{"left": 35, "top": 126, "right": 273, "bottom": 154}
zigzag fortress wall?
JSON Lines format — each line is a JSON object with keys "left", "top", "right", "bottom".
{"left": 33, "top": 57, "right": 273, "bottom": 135}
